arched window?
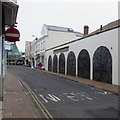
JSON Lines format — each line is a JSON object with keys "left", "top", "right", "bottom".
{"left": 48, "top": 55, "right": 52, "bottom": 71}
{"left": 53, "top": 55, "right": 58, "bottom": 73}
{"left": 59, "top": 53, "right": 65, "bottom": 74}
{"left": 78, "top": 49, "right": 90, "bottom": 79}
{"left": 93, "top": 46, "right": 112, "bottom": 84}
{"left": 67, "top": 51, "right": 76, "bottom": 76}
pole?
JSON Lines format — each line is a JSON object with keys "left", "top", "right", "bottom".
{"left": 0, "top": 35, "right": 2, "bottom": 101}
{"left": 0, "top": 1, "right": 3, "bottom": 101}
{"left": 0, "top": 1, "right": 5, "bottom": 101}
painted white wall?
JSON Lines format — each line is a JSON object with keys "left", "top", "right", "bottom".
{"left": 35, "top": 36, "right": 46, "bottom": 68}
{"left": 46, "top": 28, "right": 119, "bottom": 85}
{"left": 41, "top": 24, "right": 48, "bottom": 37}
{"left": 70, "top": 29, "right": 118, "bottom": 85}
{"left": 25, "top": 41, "right": 31, "bottom": 63}
{"left": 118, "top": 27, "right": 120, "bottom": 86}
{"left": 46, "top": 30, "right": 77, "bottom": 50}
{"left": 118, "top": 2, "right": 120, "bottom": 86}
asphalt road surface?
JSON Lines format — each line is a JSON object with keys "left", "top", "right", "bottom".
{"left": 8, "top": 65, "right": 119, "bottom": 118}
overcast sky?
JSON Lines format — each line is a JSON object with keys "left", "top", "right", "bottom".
{"left": 16, "top": 0, "right": 119, "bottom": 52}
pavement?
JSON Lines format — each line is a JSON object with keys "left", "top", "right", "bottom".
{"left": 2, "top": 72, "right": 40, "bottom": 118}
{"left": 0, "top": 67, "right": 120, "bottom": 119}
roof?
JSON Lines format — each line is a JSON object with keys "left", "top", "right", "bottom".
{"left": 45, "top": 24, "right": 83, "bottom": 37}
{"left": 91, "top": 19, "right": 120, "bottom": 34}
{"left": 46, "top": 19, "right": 120, "bottom": 51}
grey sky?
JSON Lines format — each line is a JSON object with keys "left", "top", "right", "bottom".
{"left": 16, "top": 0, "right": 119, "bottom": 52}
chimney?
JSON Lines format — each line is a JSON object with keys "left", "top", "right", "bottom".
{"left": 84, "top": 25, "right": 89, "bottom": 36}
{"left": 100, "top": 25, "right": 102, "bottom": 31}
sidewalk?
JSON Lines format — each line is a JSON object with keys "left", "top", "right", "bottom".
{"left": 2, "top": 72, "right": 40, "bottom": 118}
{"left": 42, "top": 70, "right": 120, "bottom": 95}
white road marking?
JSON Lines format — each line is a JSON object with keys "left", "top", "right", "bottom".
{"left": 67, "top": 95, "right": 79, "bottom": 101}
{"left": 39, "top": 94, "right": 49, "bottom": 103}
{"left": 80, "top": 94, "right": 93, "bottom": 100}
{"left": 86, "top": 97, "right": 92, "bottom": 100}
{"left": 39, "top": 92, "right": 93, "bottom": 103}
{"left": 52, "top": 95, "right": 61, "bottom": 101}
{"left": 47, "top": 94, "right": 59, "bottom": 102}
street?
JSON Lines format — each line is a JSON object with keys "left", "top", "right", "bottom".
{"left": 8, "top": 65, "right": 119, "bottom": 118}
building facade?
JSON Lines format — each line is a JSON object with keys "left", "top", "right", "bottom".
{"left": 0, "top": 0, "right": 19, "bottom": 100}
{"left": 25, "top": 20, "right": 120, "bottom": 86}
{"left": 25, "top": 39, "right": 37, "bottom": 67}
{"left": 31, "top": 39, "right": 36, "bottom": 68}
{"left": 35, "top": 24, "right": 83, "bottom": 68}
{"left": 46, "top": 20, "right": 120, "bottom": 86}
{"left": 25, "top": 41, "right": 31, "bottom": 66}
{"left": 35, "top": 36, "right": 46, "bottom": 68}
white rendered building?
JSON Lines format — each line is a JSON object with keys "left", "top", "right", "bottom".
{"left": 35, "top": 24, "right": 83, "bottom": 68}
{"left": 46, "top": 20, "right": 120, "bottom": 85}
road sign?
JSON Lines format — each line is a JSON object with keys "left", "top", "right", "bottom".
{"left": 5, "top": 27, "right": 20, "bottom": 42}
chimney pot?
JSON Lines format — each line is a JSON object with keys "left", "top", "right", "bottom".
{"left": 84, "top": 25, "right": 89, "bottom": 36}
{"left": 100, "top": 25, "right": 102, "bottom": 31}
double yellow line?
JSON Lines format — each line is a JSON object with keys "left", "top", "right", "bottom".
{"left": 17, "top": 76, "right": 54, "bottom": 120}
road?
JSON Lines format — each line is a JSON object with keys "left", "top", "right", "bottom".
{"left": 8, "top": 65, "right": 119, "bottom": 118}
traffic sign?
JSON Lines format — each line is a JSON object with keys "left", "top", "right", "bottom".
{"left": 5, "top": 27, "right": 20, "bottom": 42}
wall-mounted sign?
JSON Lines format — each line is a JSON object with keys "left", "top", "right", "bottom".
{"left": 5, "top": 27, "right": 20, "bottom": 42}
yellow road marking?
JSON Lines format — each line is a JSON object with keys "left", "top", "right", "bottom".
{"left": 17, "top": 76, "right": 54, "bottom": 120}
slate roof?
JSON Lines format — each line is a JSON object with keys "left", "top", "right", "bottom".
{"left": 91, "top": 19, "right": 120, "bottom": 34}
{"left": 45, "top": 24, "right": 83, "bottom": 37}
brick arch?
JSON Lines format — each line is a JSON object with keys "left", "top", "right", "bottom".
{"left": 93, "top": 46, "right": 112, "bottom": 84}
{"left": 48, "top": 55, "right": 52, "bottom": 71}
{"left": 53, "top": 55, "right": 58, "bottom": 73}
{"left": 67, "top": 51, "right": 76, "bottom": 76}
{"left": 78, "top": 49, "right": 90, "bottom": 79}
{"left": 59, "top": 53, "right": 65, "bottom": 74}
